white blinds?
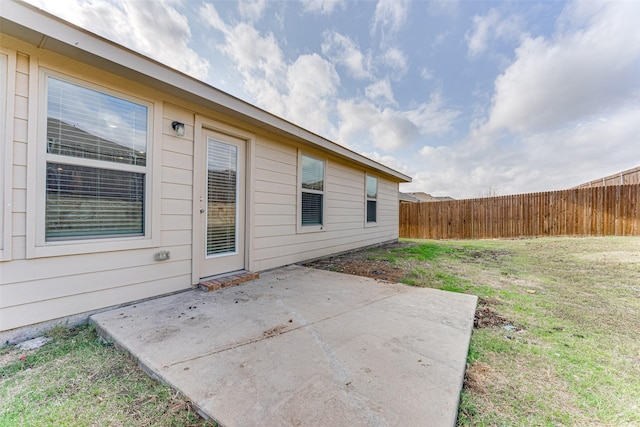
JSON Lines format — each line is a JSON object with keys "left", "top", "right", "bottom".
{"left": 46, "top": 163, "right": 144, "bottom": 239}
{"left": 207, "top": 139, "right": 238, "bottom": 256}
{"left": 302, "top": 192, "right": 323, "bottom": 225}
{"left": 44, "top": 76, "right": 148, "bottom": 241}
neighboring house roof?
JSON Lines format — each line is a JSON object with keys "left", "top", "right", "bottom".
{"left": 573, "top": 165, "right": 640, "bottom": 188}
{"left": 0, "top": 0, "right": 411, "bottom": 183}
{"left": 398, "top": 192, "right": 421, "bottom": 203}
{"left": 405, "top": 192, "right": 454, "bottom": 202}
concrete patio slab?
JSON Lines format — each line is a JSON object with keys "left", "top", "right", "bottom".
{"left": 90, "top": 266, "right": 477, "bottom": 427}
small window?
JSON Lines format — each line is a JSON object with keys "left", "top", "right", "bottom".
{"left": 44, "top": 76, "right": 149, "bottom": 241}
{"left": 366, "top": 175, "right": 377, "bottom": 223}
{"left": 301, "top": 154, "right": 324, "bottom": 226}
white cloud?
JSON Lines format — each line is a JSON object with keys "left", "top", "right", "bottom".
{"left": 363, "top": 152, "right": 412, "bottom": 177}
{"left": 338, "top": 100, "right": 417, "bottom": 151}
{"left": 301, "top": 0, "right": 346, "bottom": 15}
{"left": 321, "top": 31, "right": 372, "bottom": 80}
{"left": 484, "top": 0, "right": 640, "bottom": 134}
{"left": 421, "top": 0, "right": 640, "bottom": 199}
{"left": 201, "top": 3, "right": 339, "bottom": 137}
{"left": 28, "top": 0, "right": 210, "bottom": 81}
{"left": 238, "top": 0, "right": 267, "bottom": 22}
{"left": 405, "top": 92, "right": 459, "bottom": 136}
{"left": 337, "top": 92, "right": 458, "bottom": 151}
{"left": 372, "top": 0, "right": 409, "bottom": 38}
{"left": 284, "top": 54, "right": 340, "bottom": 135}
{"left": 413, "top": 105, "right": 640, "bottom": 199}
{"left": 466, "top": 8, "right": 524, "bottom": 57}
{"left": 382, "top": 47, "right": 408, "bottom": 76}
{"left": 420, "top": 67, "right": 434, "bottom": 80}
{"left": 427, "top": 0, "right": 459, "bottom": 18}
{"left": 365, "top": 79, "right": 396, "bottom": 105}
{"left": 466, "top": 9, "right": 500, "bottom": 56}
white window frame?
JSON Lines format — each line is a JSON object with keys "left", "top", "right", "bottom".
{"left": 365, "top": 174, "right": 378, "bottom": 226}
{"left": 297, "top": 151, "right": 326, "bottom": 233}
{"left": 28, "top": 68, "right": 160, "bottom": 258}
{"left": 0, "top": 48, "right": 16, "bottom": 261}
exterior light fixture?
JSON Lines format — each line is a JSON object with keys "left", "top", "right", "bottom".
{"left": 171, "top": 121, "right": 185, "bottom": 137}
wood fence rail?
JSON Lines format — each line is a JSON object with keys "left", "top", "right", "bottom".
{"left": 399, "top": 184, "right": 640, "bottom": 240}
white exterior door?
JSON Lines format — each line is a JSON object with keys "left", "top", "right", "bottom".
{"left": 197, "top": 129, "right": 246, "bottom": 279}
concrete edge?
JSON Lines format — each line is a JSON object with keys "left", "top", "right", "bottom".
{"left": 452, "top": 295, "right": 478, "bottom": 427}
{"left": 88, "top": 316, "right": 224, "bottom": 427}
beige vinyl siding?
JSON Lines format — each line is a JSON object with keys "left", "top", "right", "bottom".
{"left": 251, "top": 139, "right": 399, "bottom": 271}
{"left": 10, "top": 54, "right": 29, "bottom": 260}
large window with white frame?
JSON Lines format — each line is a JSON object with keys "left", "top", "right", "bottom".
{"left": 43, "top": 74, "right": 151, "bottom": 241}
{"left": 300, "top": 153, "right": 325, "bottom": 228}
{"left": 366, "top": 175, "right": 378, "bottom": 223}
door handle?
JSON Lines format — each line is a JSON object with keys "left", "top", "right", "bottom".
{"left": 200, "top": 208, "right": 205, "bottom": 213}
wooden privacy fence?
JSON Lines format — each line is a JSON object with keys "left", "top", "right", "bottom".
{"left": 399, "top": 184, "right": 640, "bottom": 240}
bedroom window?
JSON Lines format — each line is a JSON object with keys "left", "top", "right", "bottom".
{"left": 44, "top": 75, "right": 150, "bottom": 241}
{"left": 366, "top": 175, "right": 378, "bottom": 223}
{"left": 301, "top": 154, "right": 324, "bottom": 227}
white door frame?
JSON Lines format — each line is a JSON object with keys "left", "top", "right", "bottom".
{"left": 192, "top": 116, "right": 254, "bottom": 285}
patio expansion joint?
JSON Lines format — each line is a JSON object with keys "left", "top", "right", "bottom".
{"left": 162, "top": 291, "right": 403, "bottom": 369}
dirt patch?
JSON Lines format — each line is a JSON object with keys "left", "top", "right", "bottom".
{"left": 474, "top": 298, "right": 510, "bottom": 329}
{"left": 326, "top": 259, "right": 406, "bottom": 282}
{"left": 464, "top": 361, "right": 493, "bottom": 394}
{"left": 302, "top": 241, "right": 413, "bottom": 283}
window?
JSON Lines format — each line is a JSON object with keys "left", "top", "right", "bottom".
{"left": 301, "top": 154, "right": 324, "bottom": 227}
{"left": 44, "top": 75, "right": 149, "bottom": 241}
{"left": 366, "top": 175, "right": 377, "bottom": 223}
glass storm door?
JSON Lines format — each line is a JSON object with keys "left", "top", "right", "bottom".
{"left": 199, "top": 130, "right": 245, "bottom": 279}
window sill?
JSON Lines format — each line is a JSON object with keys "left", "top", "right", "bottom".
{"left": 297, "top": 224, "right": 325, "bottom": 234}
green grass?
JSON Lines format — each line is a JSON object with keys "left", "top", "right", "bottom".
{"left": 0, "top": 325, "right": 215, "bottom": 427}
{"left": 347, "top": 237, "right": 640, "bottom": 426}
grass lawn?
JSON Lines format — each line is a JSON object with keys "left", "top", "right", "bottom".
{"left": 353, "top": 236, "right": 640, "bottom": 426}
{"left": 0, "top": 325, "right": 216, "bottom": 426}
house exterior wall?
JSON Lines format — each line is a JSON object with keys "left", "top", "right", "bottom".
{"left": 252, "top": 138, "right": 399, "bottom": 271}
{"left": 0, "top": 33, "right": 401, "bottom": 333}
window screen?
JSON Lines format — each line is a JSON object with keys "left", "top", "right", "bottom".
{"left": 45, "top": 76, "right": 149, "bottom": 241}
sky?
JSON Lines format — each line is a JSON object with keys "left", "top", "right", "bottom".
{"left": 26, "top": 0, "right": 640, "bottom": 198}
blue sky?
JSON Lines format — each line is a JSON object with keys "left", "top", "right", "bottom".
{"left": 29, "top": 0, "right": 640, "bottom": 198}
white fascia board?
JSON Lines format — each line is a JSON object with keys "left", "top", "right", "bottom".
{"left": 1, "top": 0, "right": 411, "bottom": 183}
